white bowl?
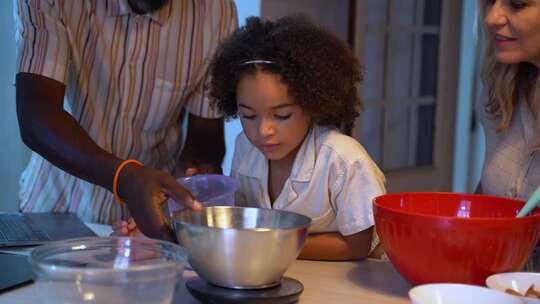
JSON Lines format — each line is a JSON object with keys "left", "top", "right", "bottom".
{"left": 486, "top": 272, "right": 540, "bottom": 304}
{"left": 409, "top": 283, "right": 524, "bottom": 304}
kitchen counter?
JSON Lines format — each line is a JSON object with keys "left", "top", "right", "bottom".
{"left": 0, "top": 224, "right": 411, "bottom": 303}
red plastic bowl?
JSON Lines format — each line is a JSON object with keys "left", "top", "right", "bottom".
{"left": 374, "top": 192, "right": 540, "bottom": 285}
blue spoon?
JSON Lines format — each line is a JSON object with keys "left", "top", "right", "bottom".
{"left": 516, "top": 185, "right": 540, "bottom": 218}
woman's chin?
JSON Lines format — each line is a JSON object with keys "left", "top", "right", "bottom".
{"left": 494, "top": 51, "right": 528, "bottom": 65}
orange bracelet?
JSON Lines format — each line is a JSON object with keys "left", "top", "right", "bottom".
{"left": 113, "top": 159, "right": 143, "bottom": 203}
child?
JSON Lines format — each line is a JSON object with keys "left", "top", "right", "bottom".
{"left": 209, "top": 16, "right": 385, "bottom": 261}
{"left": 114, "top": 16, "right": 385, "bottom": 261}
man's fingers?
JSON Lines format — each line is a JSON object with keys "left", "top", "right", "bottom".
{"left": 162, "top": 177, "right": 202, "bottom": 210}
{"left": 130, "top": 192, "right": 171, "bottom": 240}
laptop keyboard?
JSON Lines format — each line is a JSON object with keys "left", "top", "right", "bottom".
{"left": 0, "top": 215, "right": 50, "bottom": 242}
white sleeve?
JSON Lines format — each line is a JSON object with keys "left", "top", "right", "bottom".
{"left": 332, "top": 156, "right": 386, "bottom": 236}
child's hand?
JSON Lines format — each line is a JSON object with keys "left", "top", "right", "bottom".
{"left": 178, "top": 160, "right": 222, "bottom": 177}
{"left": 111, "top": 218, "right": 146, "bottom": 237}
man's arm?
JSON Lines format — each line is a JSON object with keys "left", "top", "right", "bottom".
{"left": 17, "top": 73, "right": 121, "bottom": 189}
{"left": 177, "top": 113, "right": 225, "bottom": 175}
{"left": 16, "top": 72, "right": 198, "bottom": 240}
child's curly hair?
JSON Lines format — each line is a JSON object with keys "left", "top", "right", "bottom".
{"left": 209, "top": 15, "right": 362, "bottom": 128}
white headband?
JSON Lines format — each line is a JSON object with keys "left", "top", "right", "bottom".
{"left": 239, "top": 60, "right": 274, "bottom": 66}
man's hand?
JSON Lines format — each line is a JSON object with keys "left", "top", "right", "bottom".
{"left": 118, "top": 163, "right": 202, "bottom": 241}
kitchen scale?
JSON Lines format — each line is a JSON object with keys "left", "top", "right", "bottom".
{"left": 185, "top": 276, "right": 304, "bottom": 304}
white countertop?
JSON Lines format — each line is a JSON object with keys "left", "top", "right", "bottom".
{"left": 0, "top": 223, "right": 412, "bottom": 304}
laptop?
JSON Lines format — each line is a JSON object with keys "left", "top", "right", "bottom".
{"left": 0, "top": 212, "right": 96, "bottom": 247}
{"left": 0, "top": 212, "right": 97, "bottom": 292}
{"left": 0, "top": 253, "right": 33, "bottom": 293}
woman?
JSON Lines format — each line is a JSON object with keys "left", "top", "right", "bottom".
{"left": 477, "top": 0, "right": 540, "bottom": 269}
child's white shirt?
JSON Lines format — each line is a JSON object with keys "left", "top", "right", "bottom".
{"left": 230, "top": 125, "right": 386, "bottom": 236}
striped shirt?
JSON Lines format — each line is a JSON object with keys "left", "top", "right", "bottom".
{"left": 15, "top": 0, "right": 238, "bottom": 224}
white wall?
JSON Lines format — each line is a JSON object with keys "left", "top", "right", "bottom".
{"left": 0, "top": 0, "right": 30, "bottom": 212}
{"left": 222, "top": 0, "right": 261, "bottom": 175}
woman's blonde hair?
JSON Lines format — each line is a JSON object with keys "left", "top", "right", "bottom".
{"left": 479, "top": 0, "right": 540, "bottom": 136}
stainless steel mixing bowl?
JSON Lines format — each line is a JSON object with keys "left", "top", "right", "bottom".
{"left": 172, "top": 206, "right": 311, "bottom": 289}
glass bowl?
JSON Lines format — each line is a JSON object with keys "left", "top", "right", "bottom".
{"left": 29, "top": 237, "right": 187, "bottom": 304}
